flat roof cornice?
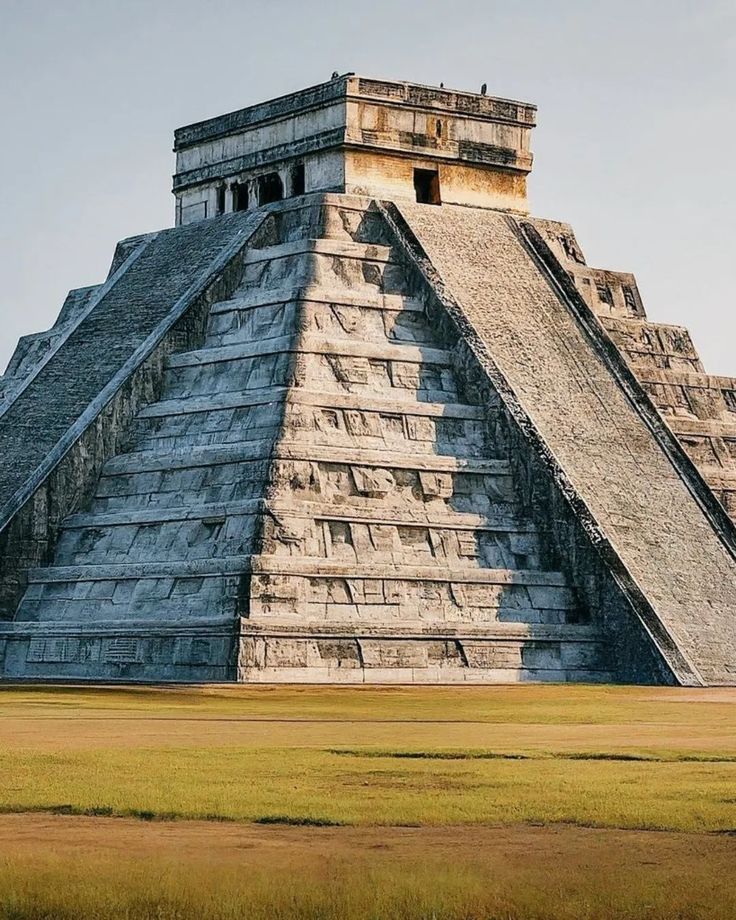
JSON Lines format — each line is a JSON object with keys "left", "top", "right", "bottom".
{"left": 174, "top": 75, "right": 537, "bottom": 152}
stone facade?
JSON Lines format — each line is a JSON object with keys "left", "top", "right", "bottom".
{"left": 173, "top": 75, "right": 535, "bottom": 224}
{"left": 0, "top": 76, "right": 734, "bottom": 684}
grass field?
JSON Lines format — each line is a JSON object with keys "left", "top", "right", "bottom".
{"left": 1, "top": 683, "right": 735, "bottom": 918}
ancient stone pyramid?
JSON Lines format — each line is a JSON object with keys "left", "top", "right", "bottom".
{"left": 1, "top": 76, "right": 735, "bottom": 684}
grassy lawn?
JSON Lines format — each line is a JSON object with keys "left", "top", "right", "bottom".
{"left": 1, "top": 683, "right": 735, "bottom": 918}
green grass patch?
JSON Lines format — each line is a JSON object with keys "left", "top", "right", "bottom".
{"left": 0, "top": 743, "right": 734, "bottom": 831}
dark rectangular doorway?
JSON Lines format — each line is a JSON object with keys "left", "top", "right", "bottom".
{"left": 232, "top": 182, "right": 249, "bottom": 212}
{"left": 414, "top": 168, "right": 441, "bottom": 205}
{"left": 258, "top": 173, "right": 284, "bottom": 205}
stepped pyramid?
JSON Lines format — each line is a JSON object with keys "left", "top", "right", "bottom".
{"left": 1, "top": 75, "right": 735, "bottom": 684}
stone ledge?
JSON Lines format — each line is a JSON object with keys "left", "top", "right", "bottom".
{"left": 104, "top": 441, "right": 272, "bottom": 474}
{"left": 60, "top": 499, "right": 528, "bottom": 534}
{"left": 599, "top": 316, "right": 695, "bottom": 337}
{"left": 166, "top": 335, "right": 297, "bottom": 367}
{"left": 636, "top": 369, "right": 736, "bottom": 391}
{"left": 243, "top": 238, "right": 396, "bottom": 265}
{"left": 100, "top": 441, "right": 508, "bottom": 476}
{"left": 239, "top": 622, "right": 600, "bottom": 640}
{"left": 165, "top": 334, "right": 452, "bottom": 369}
{"left": 273, "top": 444, "right": 510, "bottom": 473}
{"left": 265, "top": 501, "right": 530, "bottom": 531}
{"left": 284, "top": 390, "right": 484, "bottom": 417}
{"left": 250, "top": 557, "right": 568, "bottom": 585}
{"left": 210, "top": 287, "right": 424, "bottom": 315}
{"left": 137, "top": 387, "right": 288, "bottom": 418}
{"left": 138, "top": 388, "right": 482, "bottom": 420}
{"left": 27, "top": 556, "right": 252, "bottom": 583}
{"left": 0, "top": 618, "right": 235, "bottom": 637}
{"left": 701, "top": 468, "right": 736, "bottom": 487}
{"left": 63, "top": 498, "right": 262, "bottom": 529}
{"left": 236, "top": 666, "right": 614, "bottom": 685}
{"left": 665, "top": 417, "right": 736, "bottom": 438}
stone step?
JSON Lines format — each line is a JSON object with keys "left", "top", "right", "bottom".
{"left": 599, "top": 317, "right": 703, "bottom": 365}
{"left": 209, "top": 286, "right": 425, "bottom": 316}
{"left": 239, "top": 648, "right": 612, "bottom": 683}
{"left": 102, "top": 440, "right": 509, "bottom": 477}
{"left": 239, "top": 667, "right": 615, "bottom": 685}
{"left": 274, "top": 443, "right": 510, "bottom": 474}
{"left": 240, "top": 621, "right": 602, "bottom": 641}
{"left": 636, "top": 368, "right": 736, "bottom": 391}
{"left": 103, "top": 441, "right": 272, "bottom": 474}
{"left": 250, "top": 556, "right": 568, "bottom": 586}
{"left": 666, "top": 417, "right": 736, "bottom": 438}
{"left": 136, "top": 387, "right": 288, "bottom": 418}
{"left": 244, "top": 239, "right": 396, "bottom": 266}
{"left": 235, "top": 239, "right": 410, "bottom": 301}
{"left": 128, "top": 433, "right": 278, "bottom": 458}
{"left": 2, "top": 624, "right": 611, "bottom": 684}
{"left": 27, "top": 557, "right": 252, "bottom": 584}
{"left": 701, "top": 467, "right": 736, "bottom": 486}
{"left": 61, "top": 499, "right": 529, "bottom": 534}
{"left": 286, "top": 390, "right": 486, "bottom": 417}
{"left": 4, "top": 622, "right": 604, "bottom": 648}
{"left": 57, "top": 505, "right": 532, "bottom": 564}
{"left": 266, "top": 501, "right": 532, "bottom": 532}
{"left": 600, "top": 316, "right": 694, "bottom": 338}
{"left": 165, "top": 334, "right": 452, "bottom": 370}
{"left": 0, "top": 617, "right": 236, "bottom": 636}
{"left": 205, "top": 300, "right": 439, "bottom": 353}
{"left": 27, "top": 557, "right": 567, "bottom": 589}
{"left": 165, "top": 334, "right": 296, "bottom": 368}
{"left": 63, "top": 499, "right": 262, "bottom": 529}
{"left": 137, "top": 387, "right": 484, "bottom": 420}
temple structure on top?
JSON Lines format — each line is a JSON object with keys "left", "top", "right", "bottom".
{"left": 172, "top": 75, "right": 535, "bottom": 224}
{"left": 0, "top": 75, "right": 735, "bottom": 686}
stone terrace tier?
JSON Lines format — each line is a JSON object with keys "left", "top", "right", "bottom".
{"left": 533, "top": 219, "right": 736, "bottom": 522}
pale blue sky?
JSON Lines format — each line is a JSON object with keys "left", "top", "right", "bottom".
{"left": 0, "top": 0, "right": 733, "bottom": 372}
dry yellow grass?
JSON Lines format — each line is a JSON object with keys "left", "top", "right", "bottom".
{"left": 1, "top": 814, "right": 736, "bottom": 920}
{"left": 1, "top": 683, "right": 735, "bottom": 918}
